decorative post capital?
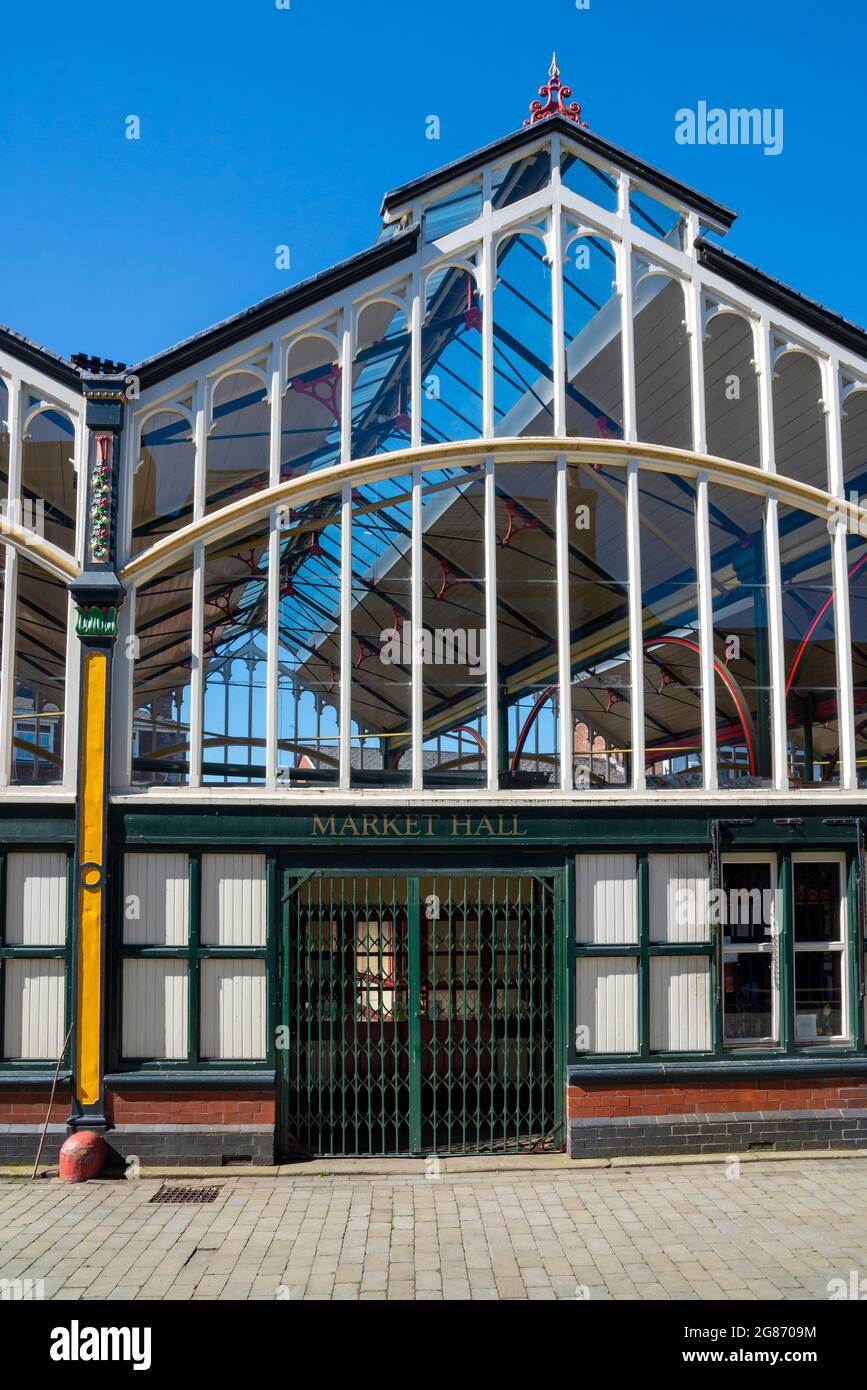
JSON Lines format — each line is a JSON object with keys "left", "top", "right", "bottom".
{"left": 70, "top": 573, "right": 126, "bottom": 647}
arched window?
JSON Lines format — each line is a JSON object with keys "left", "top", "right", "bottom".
{"left": 494, "top": 226, "right": 553, "bottom": 437}
{"left": 703, "top": 310, "right": 760, "bottom": 468}
{"left": 12, "top": 557, "right": 66, "bottom": 784}
{"left": 206, "top": 371, "right": 270, "bottom": 514}
{"left": 0, "top": 378, "right": 9, "bottom": 510}
{"left": 779, "top": 504, "right": 838, "bottom": 785}
{"left": 282, "top": 336, "right": 341, "bottom": 480}
{"left": 351, "top": 299, "right": 411, "bottom": 460}
{"left": 202, "top": 519, "right": 269, "bottom": 783}
{"left": 841, "top": 385, "right": 867, "bottom": 785}
{"left": 132, "top": 409, "right": 194, "bottom": 557}
{"left": 563, "top": 231, "right": 622, "bottom": 441}
{"left": 21, "top": 404, "right": 76, "bottom": 554}
{"left": 131, "top": 556, "right": 194, "bottom": 785}
{"left": 420, "top": 260, "right": 483, "bottom": 445}
{"left": 633, "top": 265, "right": 692, "bottom": 451}
{"left": 772, "top": 350, "right": 828, "bottom": 491}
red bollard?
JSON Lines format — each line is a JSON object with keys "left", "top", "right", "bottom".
{"left": 58, "top": 1131, "right": 107, "bottom": 1182}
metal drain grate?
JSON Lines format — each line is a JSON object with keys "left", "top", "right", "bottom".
{"left": 149, "top": 1184, "right": 223, "bottom": 1204}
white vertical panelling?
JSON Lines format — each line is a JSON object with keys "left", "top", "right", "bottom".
{"left": 650, "top": 956, "right": 711, "bottom": 1051}
{"left": 200, "top": 854, "right": 267, "bottom": 946}
{"left": 123, "top": 853, "right": 189, "bottom": 946}
{"left": 200, "top": 959, "right": 266, "bottom": 1060}
{"left": 5, "top": 853, "right": 67, "bottom": 945}
{"left": 122, "top": 959, "right": 188, "bottom": 1060}
{"left": 575, "top": 854, "right": 637, "bottom": 943}
{"left": 575, "top": 958, "right": 638, "bottom": 1053}
{"left": 649, "top": 853, "right": 709, "bottom": 943}
{"left": 3, "top": 959, "right": 65, "bottom": 1059}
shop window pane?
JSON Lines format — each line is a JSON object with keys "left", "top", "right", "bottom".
{"left": 131, "top": 557, "right": 194, "bottom": 785}
{"left": 708, "top": 485, "right": 772, "bottom": 785}
{"left": 202, "top": 520, "right": 269, "bottom": 785}
{"left": 122, "top": 959, "right": 188, "bottom": 1060}
{"left": 3, "top": 959, "right": 65, "bottom": 1060}
{"left": 200, "top": 854, "right": 266, "bottom": 947}
{"left": 206, "top": 372, "right": 270, "bottom": 515}
{"left": 277, "top": 492, "right": 341, "bottom": 788}
{"left": 494, "top": 228, "right": 553, "bottom": 437}
{"left": 721, "top": 861, "right": 775, "bottom": 944}
{"left": 132, "top": 410, "right": 194, "bottom": 557}
{"left": 420, "top": 466, "right": 487, "bottom": 787}
{"left": 575, "top": 957, "right": 637, "bottom": 1053}
{"left": 794, "top": 953, "right": 842, "bottom": 1039}
{"left": 639, "top": 472, "right": 702, "bottom": 787}
{"left": 575, "top": 854, "right": 637, "bottom": 944}
{"left": 793, "top": 861, "right": 843, "bottom": 942}
{"left": 420, "top": 259, "right": 483, "bottom": 445}
{"left": 282, "top": 336, "right": 341, "bottom": 480}
{"left": 649, "top": 852, "right": 709, "bottom": 942}
{"left": 650, "top": 956, "right": 711, "bottom": 1051}
{"left": 563, "top": 233, "right": 622, "bottom": 442}
{"left": 5, "top": 852, "right": 67, "bottom": 945}
{"left": 350, "top": 475, "right": 412, "bottom": 785}
{"left": 495, "top": 463, "right": 559, "bottom": 787}
{"left": 123, "top": 854, "right": 189, "bottom": 946}
{"left": 200, "top": 959, "right": 266, "bottom": 1060}
{"left": 633, "top": 267, "right": 692, "bottom": 450}
{"left": 352, "top": 299, "right": 411, "bottom": 459}
{"left": 12, "top": 557, "right": 66, "bottom": 786}
{"left": 723, "top": 953, "right": 773, "bottom": 1042}
{"left": 779, "top": 507, "right": 839, "bottom": 785}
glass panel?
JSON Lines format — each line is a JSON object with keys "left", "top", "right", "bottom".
{"left": 575, "top": 854, "right": 637, "bottom": 944}
{"left": 12, "top": 557, "right": 66, "bottom": 785}
{"left": 794, "top": 953, "right": 842, "bottom": 1039}
{"left": 350, "top": 475, "right": 412, "bottom": 785}
{"left": 132, "top": 410, "right": 194, "bottom": 557}
{"left": 277, "top": 492, "right": 341, "bottom": 787}
{"left": 842, "top": 385, "right": 867, "bottom": 495}
{"left": 842, "top": 393, "right": 867, "bottom": 784}
{"left": 649, "top": 853, "right": 709, "bottom": 942}
{"left": 201, "top": 521, "right": 269, "bottom": 785}
{"left": 779, "top": 506, "right": 839, "bottom": 785}
{"left": 563, "top": 233, "right": 622, "bottom": 441}
{"left": 3, "top": 958, "right": 65, "bottom": 1059}
{"left": 629, "top": 187, "right": 686, "bottom": 248}
{"left": 282, "top": 336, "right": 341, "bottom": 481}
{"left": 704, "top": 312, "right": 760, "bottom": 468}
{"left": 633, "top": 267, "right": 692, "bottom": 450}
{"left": 567, "top": 462, "right": 630, "bottom": 787}
{"left": 638, "top": 472, "right": 702, "bottom": 788}
{"left": 494, "top": 227, "right": 553, "bottom": 437}
{"left": 793, "top": 861, "right": 843, "bottom": 943}
{"left": 205, "top": 372, "right": 270, "bottom": 514}
{"left": 423, "top": 181, "right": 482, "bottom": 243}
{"left": 560, "top": 146, "right": 618, "bottom": 211}
{"left": 420, "top": 259, "right": 483, "bottom": 445}
{"left": 723, "top": 954, "right": 773, "bottom": 1042}
{"left": 495, "top": 462, "right": 559, "bottom": 787}
{"left": 122, "top": 959, "right": 188, "bottom": 1060}
{"left": 721, "top": 861, "right": 774, "bottom": 944}
{"left": 420, "top": 466, "right": 487, "bottom": 787}
{"left": 352, "top": 300, "right": 411, "bottom": 459}
{"left": 575, "top": 957, "right": 638, "bottom": 1053}
{"left": 708, "top": 485, "right": 772, "bottom": 785}
{"left": 491, "top": 147, "right": 551, "bottom": 209}
{"left": 123, "top": 853, "right": 189, "bottom": 946}
{"left": 772, "top": 352, "right": 828, "bottom": 491}
{"left": 131, "top": 556, "right": 194, "bottom": 784}
{"left": 0, "top": 378, "right": 8, "bottom": 511}
{"left": 200, "top": 959, "right": 266, "bottom": 1060}
{"left": 21, "top": 404, "right": 76, "bottom": 554}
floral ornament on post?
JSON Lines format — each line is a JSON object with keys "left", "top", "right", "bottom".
{"left": 89, "top": 432, "right": 113, "bottom": 563}
{"left": 524, "top": 54, "right": 588, "bottom": 127}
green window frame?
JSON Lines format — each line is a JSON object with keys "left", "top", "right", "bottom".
{"left": 113, "top": 851, "right": 276, "bottom": 1071}
{"left": 0, "top": 850, "right": 73, "bottom": 1070}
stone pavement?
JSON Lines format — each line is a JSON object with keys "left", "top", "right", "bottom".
{"left": 0, "top": 1155, "right": 866, "bottom": 1300}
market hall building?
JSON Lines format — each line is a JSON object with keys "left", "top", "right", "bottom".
{"left": 2, "top": 62, "right": 867, "bottom": 1165}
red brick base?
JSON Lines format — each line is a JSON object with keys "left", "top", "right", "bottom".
{"left": 567, "top": 1076, "right": 867, "bottom": 1119}
{"left": 105, "top": 1088, "right": 275, "bottom": 1127}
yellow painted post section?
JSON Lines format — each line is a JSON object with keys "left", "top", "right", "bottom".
{"left": 75, "top": 650, "right": 108, "bottom": 1106}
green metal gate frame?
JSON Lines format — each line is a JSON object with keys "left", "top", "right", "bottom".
{"left": 278, "top": 866, "right": 566, "bottom": 1157}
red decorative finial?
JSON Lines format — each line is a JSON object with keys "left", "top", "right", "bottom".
{"left": 524, "top": 53, "right": 588, "bottom": 127}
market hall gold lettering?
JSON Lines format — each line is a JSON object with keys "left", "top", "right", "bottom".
{"left": 312, "top": 815, "right": 526, "bottom": 838}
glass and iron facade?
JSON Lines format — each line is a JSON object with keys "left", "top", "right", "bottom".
{"left": 3, "top": 79, "right": 867, "bottom": 1161}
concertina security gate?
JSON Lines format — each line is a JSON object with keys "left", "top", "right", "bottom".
{"left": 280, "top": 871, "right": 564, "bottom": 1156}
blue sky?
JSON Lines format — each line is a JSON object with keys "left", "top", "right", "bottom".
{"left": 1, "top": 0, "right": 864, "bottom": 365}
